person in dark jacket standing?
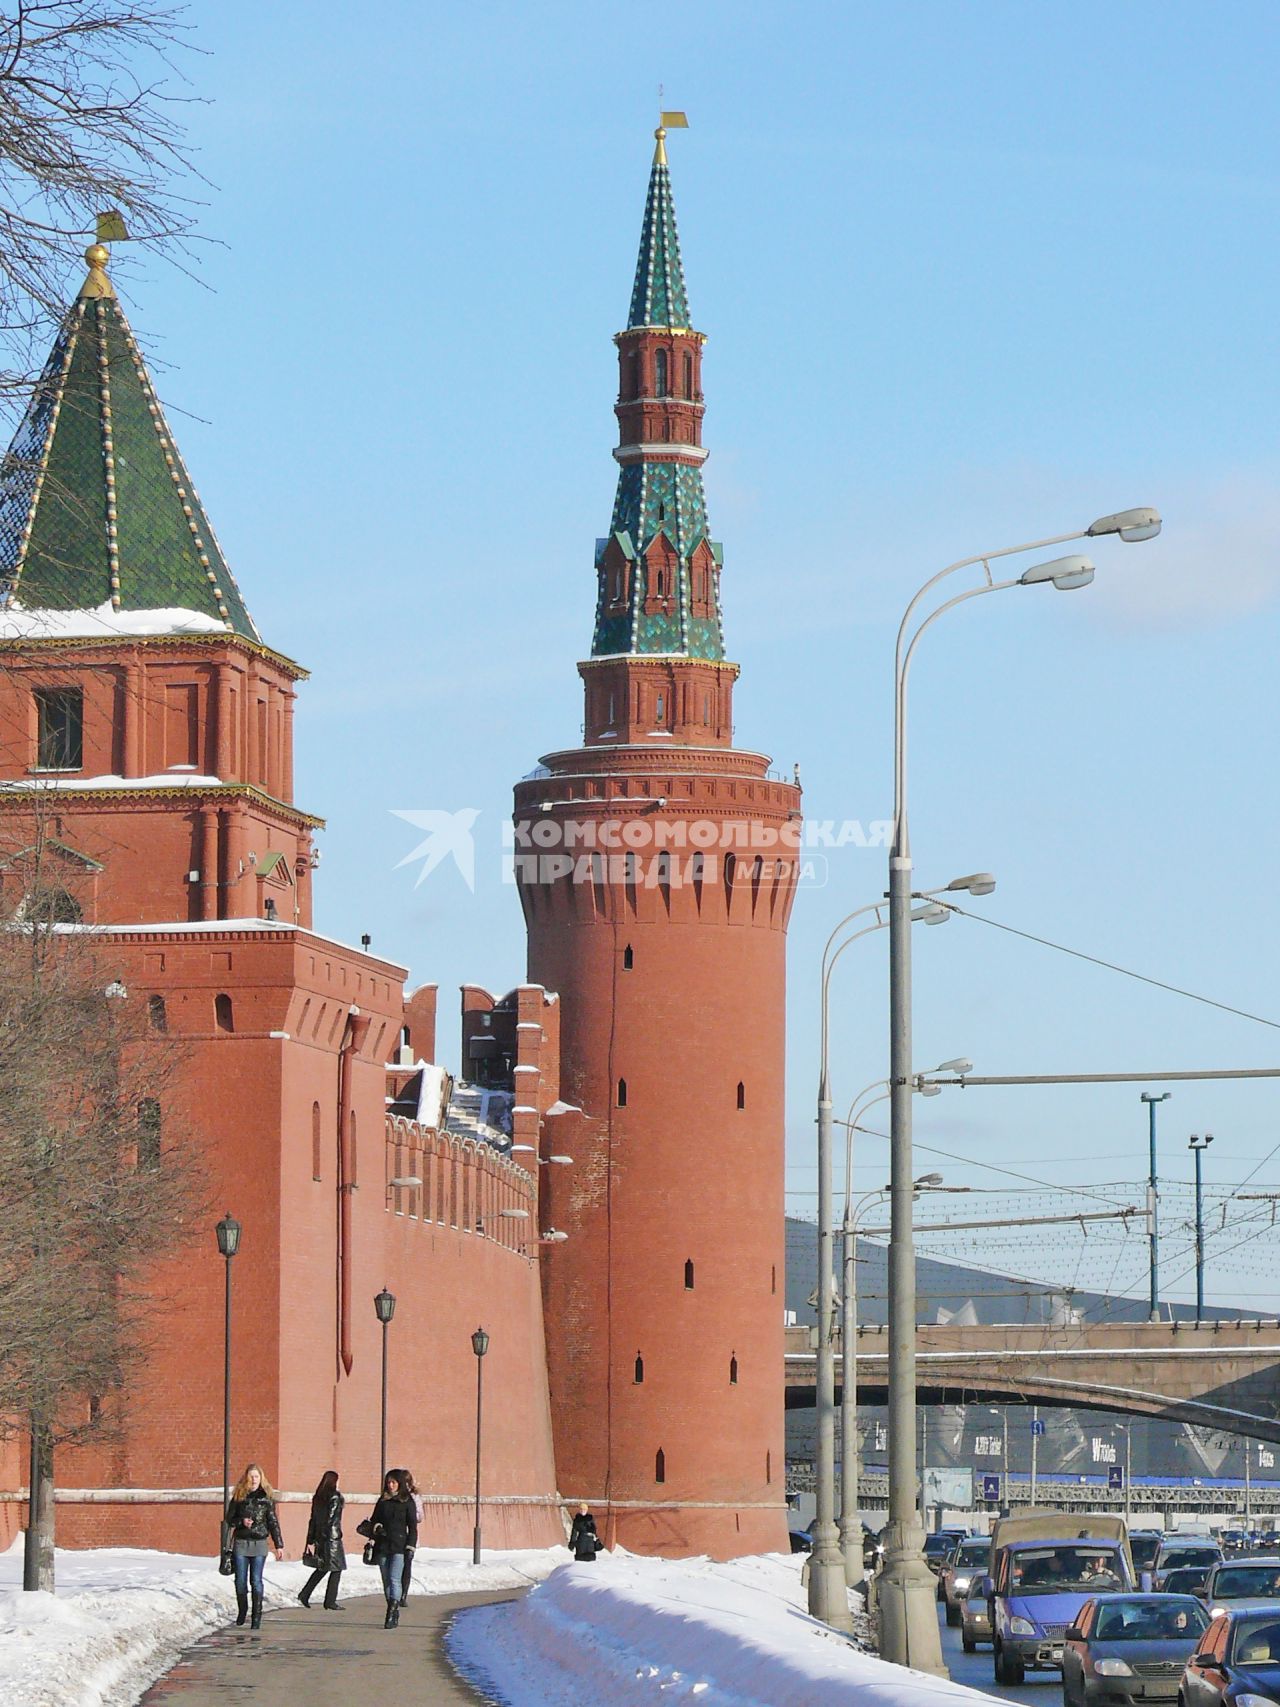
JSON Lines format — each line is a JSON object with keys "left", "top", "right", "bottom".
{"left": 225, "top": 1463, "right": 284, "bottom": 1628}
{"left": 370, "top": 1468, "right": 417, "bottom": 1628}
{"left": 569, "top": 1503, "right": 600, "bottom": 1560}
{"left": 298, "top": 1469, "right": 346, "bottom": 1610}
{"left": 395, "top": 1469, "right": 424, "bottom": 1607}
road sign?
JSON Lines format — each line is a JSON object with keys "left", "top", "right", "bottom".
{"left": 982, "top": 1473, "right": 1001, "bottom": 1502}
{"left": 1108, "top": 1465, "right": 1124, "bottom": 1491}
{"left": 1031, "top": 1419, "right": 1046, "bottom": 1437}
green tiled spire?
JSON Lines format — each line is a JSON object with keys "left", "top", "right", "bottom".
{"left": 0, "top": 244, "right": 258, "bottom": 638}
{"left": 627, "top": 131, "right": 691, "bottom": 330}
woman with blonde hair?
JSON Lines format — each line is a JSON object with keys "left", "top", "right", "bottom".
{"left": 224, "top": 1463, "right": 285, "bottom": 1628}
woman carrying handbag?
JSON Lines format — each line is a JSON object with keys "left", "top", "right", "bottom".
{"left": 368, "top": 1468, "right": 417, "bottom": 1628}
{"left": 297, "top": 1469, "right": 346, "bottom": 1610}
{"left": 224, "top": 1463, "right": 284, "bottom": 1629}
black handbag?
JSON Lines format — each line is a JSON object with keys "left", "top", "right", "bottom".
{"left": 302, "top": 1548, "right": 319, "bottom": 1569}
{"left": 218, "top": 1520, "right": 235, "bottom": 1576}
{"left": 355, "top": 1518, "right": 375, "bottom": 1539}
{"left": 363, "top": 1541, "right": 378, "bottom": 1566}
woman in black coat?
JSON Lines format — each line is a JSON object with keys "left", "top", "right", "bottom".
{"left": 370, "top": 1468, "right": 417, "bottom": 1629}
{"left": 224, "top": 1463, "right": 285, "bottom": 1628}
{"left": 298, "top": 1469, "right": 346, "bottom": 1610}
{"left": 569, "top": 1503, "right": 600, "bottom": 1560}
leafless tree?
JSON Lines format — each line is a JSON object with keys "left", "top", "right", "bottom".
{"left": 0, "top": 815, "right": 204, "bottom": 1591}
{"left": 0, "top": 1, "right": 196, "bottom": 398}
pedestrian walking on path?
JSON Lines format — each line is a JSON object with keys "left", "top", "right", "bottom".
{"left": 569, "top": 1503, "right": 600, "bottom": 1560}
{"left": 369, "top": 1468, "right": 417, "bottom": 1628}
{"left": 298, "top": 1469, "right": 346, "bottom": 1610}
{"left": 224, "top": 1463, "right": 285, "bottom": 1629}
{"left": 397, "top": 1469, "right": 425, "bottom": 1606}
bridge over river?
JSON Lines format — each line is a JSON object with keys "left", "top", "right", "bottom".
{"left": 785, "top": 1319, "right": 1280, "bottom": 1441}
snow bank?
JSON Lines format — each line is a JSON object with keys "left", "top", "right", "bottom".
{"left": 0, "top": 1537, "right": 563, "bottom": 1707}
{"left": 0, "top": 602, "right": 228, "bottom": 640}
{"left": 449, "top": 1551, "right": 986, "bottom": 1707}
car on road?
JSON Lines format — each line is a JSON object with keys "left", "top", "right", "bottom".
{"left": 926, "top": 1528, "right": 968, "bottom": 1596}
{"left": 1156, "top": 1541, "right": 1224, "bottom": 1591}
{"left": 988, "top": 1511, "right": 1136, "bottom": 1685}
{"left": 1062, "top": 1593, "right": 1209, "bottom": 1707}
{"left": 962, "top": 1582, "right": 993, "bottom": 1653}
{"left": 1203, "top": 1560, "right": 1280, "bottom": 1618}
{"left": 942, "top": 1537, "right": 993, "bottom": 1626}
{"left": 1132, "top": 1532, "right": 1166, "bottom": 1578}
{"left": 1163, "top": 1565, "right": 1214, "bottom": 1601}
{"left": 1180, "top": 1608, "right": 1280, "bottom": 1707}
{"left": 1219, "top": 1531, "right": 1249, "bottom": 1555}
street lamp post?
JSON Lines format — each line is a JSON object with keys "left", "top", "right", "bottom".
{"left": 881, "top": 505, "right": 1160, "bottom": 1673}
{"left": 215, "top": 1212, "right": 242, "bottom": 1547}
{"left": 374, "top": 1287, "right": 396, "bottom": 1483}
{"left": 1189, "top": 1134, "right": 1214, "bottom": 1322}
{"left": 1141, "top": 1092, "right": 1171, "bottom": 1321}
{"left": 813, "top": 899, "right": 978, "bottom": 1626}
{"left": 471, "top": 1327, "right": 489, "bottom": 1564}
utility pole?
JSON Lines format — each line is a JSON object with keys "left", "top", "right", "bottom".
{"left": 1189, "top": 1134, "right": 1214, "bottom": 1322}
{"left": 1002, "top": 1407, "right": 1009, "bottom": 1513}
{"left": 1030, "top": 1406, "right": 1039, "bottom": 1510}
{"left": 1124, "top": 1422, "right": 1132, "bottom": 1525}
{"left": 1141, "top": 1091, "right": 1171, "bottom": 1321}
{"left": 1245, "top": 1439, "right": 1253, "bottom": 1530}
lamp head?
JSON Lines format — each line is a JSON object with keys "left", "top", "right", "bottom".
{"left": 215, "top": 1211, "right": 241, "bottom": 1258}
{"left": 1087, "top": 506, "right": 1162, "bottom": 543}
{"left": 1020, "top": 553, "right": 1096, "bottom": 590}
{"left": 946, "top": 872, "right": 996, "bottom": 896}
{"left": 918, "top": 1082, "right": 942, "bottom": 1097}
{"left": 374, "top": 1286, "right": 396, "bottom": 1324}
{"left": 471, "top": 1326, "right": 489, "bottom": 1357}
{"left": 911, "top": 902, "right": 950, "bottom": 925}
{"left": 914, "top": 1172, "right": 945, "bottom": 1188}
{"left": 933, "top": 1057, "right": 972, "bottom": 1076}
{"left": 1140, "top": 1091, "right": 1171, "bottom": 1105}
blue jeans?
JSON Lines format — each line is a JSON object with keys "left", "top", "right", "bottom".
{"left": 379, "top": 1553, "right": 404, "bottom": 1604}
{"left": 233, "top": 1551, "right": 266, "bottom": 1597}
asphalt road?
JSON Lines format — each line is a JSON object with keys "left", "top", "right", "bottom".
{"left": 939, "top": 1600, "right": 1065, "bottom": 1706}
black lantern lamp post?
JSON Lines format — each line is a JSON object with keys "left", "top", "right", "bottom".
{"left": 214, "top": 1213, "right": 242, "bottom": 1542}
{"left": 374, "top": 1287, "right": 396, "bottom": 1483}
{"left": 471, "top": 1327, "right": 489, "bottom": 1564}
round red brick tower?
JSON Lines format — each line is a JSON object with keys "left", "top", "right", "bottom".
{"left": 513, "top": 124, "right": 802, "bottom": 1559}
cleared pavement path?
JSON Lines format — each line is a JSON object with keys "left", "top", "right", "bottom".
{"left": 137, "top": 1588, "right": 522, "bottom": 1704}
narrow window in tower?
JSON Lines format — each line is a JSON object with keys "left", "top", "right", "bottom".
{"left": 634, "top": 1353, "right": 644, "bottom": 1384}
{"left": 312, "top": 1101, "right": 322, "bottom": 1181}
{"left": 624, "top": 851, "right": 638, "bottom": 914}
{"left": 623, "top": 944, "right": 634, "bottom": 970}
{"left": 729, "top": 1354, "right": 738, "bottom": 1385}
{"left": 34, "top": 686, "right": 83, "bottom": 770}
{"left": 657, "top": 501, "right": 666, "bottom": 522}
{"left": 662, "top": 419, "right": 670, "bottom": 441}
{"left": 608, "top": 691, "right": 616, "bottom": 723}
{"left": 766, "top": 1450, "right": 772, "bottom": 1484}
{"left": 655, "top": 1448, "right": 666, "bottom": 1484}
{"left": 657, "top": 852, "right": 672, "bottom": 914}
{"left": 136, "top": 1098, "right": 161, "bottom": 1171}
{"left": 617, "top": 1078, "right": 628, "bottom": 1108}
{"left": 214, "top": 992, "right": 234, "bottom": 1033}
{"left": 655, "top": 693, "right": 665, "bottom": 723}
{"left": 771, "top": 1264, "right": 777, "bottom": 1295}
{"left": 737, "top": 1080, "right": 746, "bottom": 1110}
{"left": 591, "top": 851, "right": 607, "bottom": 919}
{"left": 654, "top": 348, "right": 668, "bottom": 396}
{"left": 703, "top": 693, "right": 710, "bottom": 724}
{"left": 691, "top": 851, "right": 705, "bottom": 912}
{"left": 684, "top": 1258, "right": 694, "bottom": 1290}
{"left": 723, "top": 851, "right": 737, "bottom": 910}
{"left": 148, "top": 994, "right": 167, "bottom": 1033}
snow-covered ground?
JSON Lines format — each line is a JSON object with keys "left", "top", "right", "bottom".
{"left": 0, "top": 1536, "right": 564, "bottom": 1707}
{"left": 450, "top": 1551, "right": 989, "bottom": 1707}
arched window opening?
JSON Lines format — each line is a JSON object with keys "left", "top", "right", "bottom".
{"left": 148, "top": 994, "right": 167, "bottom": 1033}
{"left": 723, "top": 851, "right": 737, "bottom": 909}
{"left": 634, "top": 1353, "right": 644, "bottom": 1384}
{"left": 214, "top": 992, "right": 234, "bottom": 1033}
{"left": 654, "top": 349, "right": 668, "bottom": 396}
{"left": 311, "top": 1102, "right": 322, "bottom": 1181}
{"left": 691, "top": 851, "right": 705, "bottom": 913}
{"left": 655, "top": 1448, "right": 666, "bottom": 1484}
{"left": 20, "top": 887, "right": 81, "bottom": 924}
{"left": 684, "top": 1258, "right": 694, "bottom": 1290}
{"left": 729, "top": 1355, "right": 738, "bottom": 1386}
{"left": 617, "top": 1078, "right": 628, "bottom": 1108}
{"left": 736, "top": 1080, "right": 746, "bottom": 1110}
{"left": 137, "top": 1098, "right": 161, "bottom": 1171}
{"left": 623, "top": 944, "right": 634, "bottom": 970}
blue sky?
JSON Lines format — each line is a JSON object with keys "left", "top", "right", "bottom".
{"left": 86, "top": 1, "right": 1280, "bottom": 1311}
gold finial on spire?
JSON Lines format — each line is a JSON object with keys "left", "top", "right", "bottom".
{"left": 79, "top": 243, "right": 114, "bottom": 300}
{"left": 654, "top": 108, "right": 688, "bottom": 165}
{"left": 78, "top": 211, "right": 129, "bottom": 299}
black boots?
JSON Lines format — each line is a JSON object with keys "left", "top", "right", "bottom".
{"left": 250, "top": 1589, "right": 263, "bottom": 1630}
{"left": 384, "top": 1601, "right": 399, "bottom": 1629}
{"left": 235, "top": 1590, "right": 248, "bottom": 1627}
{"left": 297, "top": 1590, "right": 311, "bottom": 1608}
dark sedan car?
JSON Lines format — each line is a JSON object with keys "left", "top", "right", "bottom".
{"left": 1164, "top": 1566, "right": 1214, "bottom": 1601}
{"left": 1181, "top": 1609, "right": 1280, "bottom": 1707}
{"left": 1062, "top": 1594, "right": 1209, "bottom": 1707}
